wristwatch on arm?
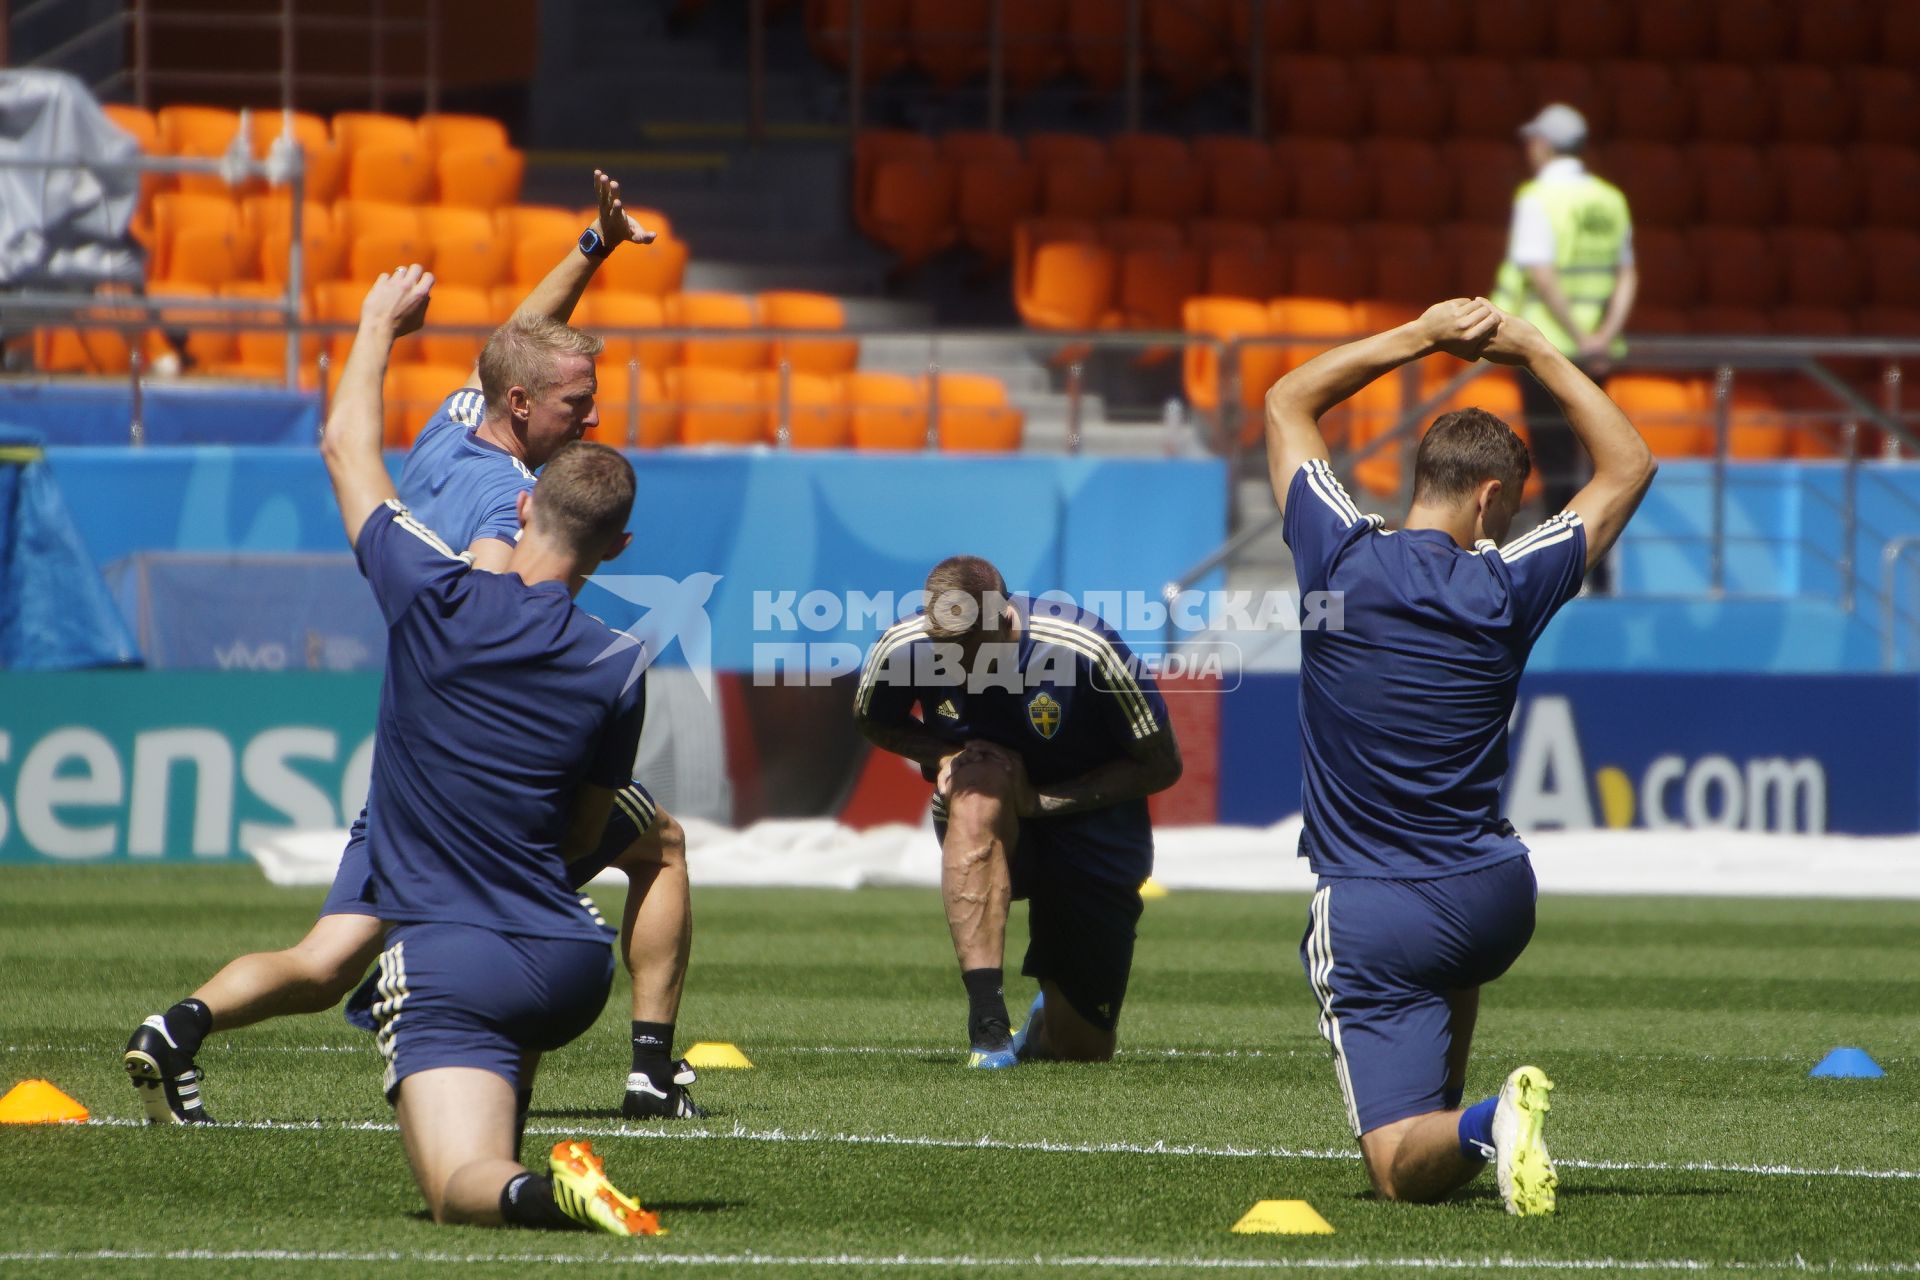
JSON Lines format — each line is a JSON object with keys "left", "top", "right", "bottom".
{"left": 578, "top": 227, "right": 611, "bottom": 261}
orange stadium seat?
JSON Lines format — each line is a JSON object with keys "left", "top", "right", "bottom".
{"left": 1690, "top": 228, "right": 1778, "bottom": 309}
{"left": 591, "top": 364, "right": 665, "bottom": 448}
{"left": 256, "top": 221, "right": 345, "bottom": 287}
{"left": 1025, "top": 132, "right": 1104, "bottom": 168}
{"left": 1858, "top": 230, "right": 1920, "bottom": 308}
{"left": 387, "top": 363, "right": 475, "bottom": 447}
{"left": 1793, "top": 0, "right": 1873, "bottom": 63}
{"left": 313, "top": 280, "right": 366, "bottom": 368}
{"left": 418, "top": 113, "right": 509, "bottom": 157}
{"left": 1594, "top": 141, "right": 1693, "bottom": 228}
{"left": 1690, "top": 144, "right": 1777, "bottom": 228}
{"left": 487, "top": 285, "right": 522, "bottom": 323}
{"left": 143, "top": 280, "right": 230, "bottom": 370}
{"left": 1103, "top": 218, "right": 1182, "bottom": 252}
{"left": 1633, "top": 0, "right": 1711, "bottom": 59}
{"left": 1684, "top": 65, "right": 1768, "bottom": 146}
{"left": 417, "top": 203, "right": 494, "bottom": 245}
{"left": 1886, "top": 3, "right": 1920, "bottom": 65}
{"left": 1228, "top": 0, "right": 1309, "bottom": 55}
{"left": 212, "top": 280, "right": 317, "bottom": 383}
{"left": 1724, "top": 380, "right": 1791, "bottom": 460}
{"left": 417, "top": 285, "right": 493, "bottom": 369}
{"left": 868, "top": 156, "right": 959, "bottom": 265}
{"left": 848, "top": 372, "right": 930, "bottom": 450}
{"left": 1268, "top": 296, "right": 1357, "bottom": 443}
{"left": 853, "top": 131, "right": 935, "bottom": 240}
{"left": 1605, "top": 374, "right": 1710, "bottom": 457}
{"left": 759, "top": 291, "right": 860, "bottom": 374}
{"left": 1194, "top": 135, "right": 1285, "bottom": 221}
{"left": 151, "top": 192, "right": 244, "bottom": 279}
{"left": 1601, "top": 62, "right": 1689, "bottom": 143}
{"left": 246, "top": 110, "right": 343, "bottom": 202}
{"left": 1770, "top": 306, "right": 1852, "bottom": 338}
{"left": 332, "top": 112, "right": 420, "bottom": 156}
{"left": 334, "top": 198, "right": 421, "bottom": 243}
{"left": 243, "top": 193, "right": 330, "bottom": 243}
{"left": 1712, "top": 0, "right": 1791, "bottom": 60}
{"left": 509, "top": 237, "right": 564, "bottom": 287}
{"left": 1856, "top": 306, "right": 1920, "bottom": 338}
{"left": 1388, "top": 0, "right": 1466, "bottom": 54}
{"left": 103, "top": 103, "right": 160, "bottom": 151}
{"left": 1631, "top": 227, "right": 1701, "bottom": 310}
{"left": 1037, "top": 153, "right": 1121, "bottom": 222}
{"left": 1358, "top": 55, "right": 1447, "bottom": 140}
{"left": 1552, "top": 2, "right": 1632, "bottom": 58}
{"left": 1359, "top": 139, "right": 1450, "bottom": 223}
{"left": 1855, "top": 145, "right": 1920, "bottom": 228}
{"left": 1436, "top": 58, "right": 1528, "bottom": 142}
{"left": 1272, "top": 55, "right": 1365, "bottom": 138}
{"left": 940, "top": 131, "right": 1019, "bottom": 167}
{"left": 1853, "top": 70, "right": 1920, "bottom": 148}
{"left": 1110, "top": 243, "right": 1202, "bottom": 334}
{"left": 936, "top": 373, "right": 1024, "bottom": 452}
{"left": 670, "top": 365, "right": 771, "bottom": 446}
{"left": 907, "top": 0, "right": 988, "bottom": 90}
{"left": 1013, "top": 215, "right": 1099, "bottom": 285}
{"left": 1625, "top": 303, "right": 1689, "bottom": 334}
{"left": 773, "top": 371, "right": 853, "bottom": 449}
{"left": 1305, "top": 0, "right": 1385, "bottom": 55}
{"left": 157, "top": 106, "right": 242, "bottom": 196}
{"left": 670, "top": 292, "right": 769, "bottom": 370}
{"left": 160, "top": 226, "right": 247, "bottom": 289}
{"left": 1015, "top": 236, "right": 1116, "bottom": 331}
{"left": 957, "top": 155, "right": 1040, "bottom": 263}
{"left": 1365, "top": 235, "right": 1449, "bottom": 307}
{"left": 437, "top": 146, "right": 526, "bottom": 209}
{"left": 347, "top": 143, "right": 433, "bottom": 205}
{"left": 1689, "top": 305, "right": 1770, "bottom": 335}
{"left": 1114, "top": 133, "right": 1203, "bottom": 222}
{"left": 1435, "top": 222, "right": 1506, "bottom": 298}
{"left": 1146, "top": 0, "right": 1230, "bottom": 97}
{"left": 1471, "top": 0, "right": 1551, "bottom": 56}
{"left": 807, "top": 0, "right": 910, "bottom": 78}
{"left": 578, "top": 291, "right": 679, "bottom": 374}
{"left": 1274, "top": 138, "right": 1371, "bottom": 223}
{"left": 1191, "top": 219, "right": 1284, "bottom": 300}
{"left": 497, "top": 204, "right": 579, "bottom": 249}
{"left": 1760, "top": 66, "right": 1850, "bottom": 147}
{"left": 349, "top": 232, "right": 433, "bottom": 283}
{"left": 1001, "top": 0, "right": 1068, "bottom": 92}
{"left": 594, "top": 235, "right": 689, "bottom": 296}
{"left": 1440, "top": 139, "right": 1525, "bottom": 225}
{"left": 1275, "top": 220, "right": 1365, "bottom": 299}
{"left": 1182, "top": 296, "right": 1271, "bottom": 421}
{"left": 1770, "top": 146, "right": 1856, "bottom": 230}
{"left": 428, "top": 229, "right": 510, "bottom": 291}
{"left": 1063, "top": 0, "right": 1126, "bottom": 94}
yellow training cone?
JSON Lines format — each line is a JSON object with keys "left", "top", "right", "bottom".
{"left": 1139, "top": 878, "right": 1170, "bottom": 900}
{"left": 683, "top": 1042, "right": 753, "bottom": 1069}
{"left": 0, "top": 1080, "right": 89, "bottom": 1124}
{"left": 1231, "top": 1199, "right": 1334, "bottom": 1234}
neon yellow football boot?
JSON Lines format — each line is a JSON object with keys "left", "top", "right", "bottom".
{"left": 548, "top": 1140, "right": 664, "bottom": 1236}
{"left": 1492, "top": 1065, "right": 1558, "bottom": 1216}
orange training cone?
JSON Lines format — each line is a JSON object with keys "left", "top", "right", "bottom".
{"left": 0, "top": 1079, "right": 90, "bottom": 1124}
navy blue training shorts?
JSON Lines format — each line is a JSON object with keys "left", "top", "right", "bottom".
{"left": 369, "top": 922, "right": 614, "bottom": 1101}
{"left": 1299, "top": 855, "right": 1537, "bottom": 1136}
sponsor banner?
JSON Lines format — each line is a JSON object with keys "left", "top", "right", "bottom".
{"left": 0, "top": 672, "right": 378, "bottom": 864}
{"left": 1219, "top": 673, "right": 1920, "bottom": 836}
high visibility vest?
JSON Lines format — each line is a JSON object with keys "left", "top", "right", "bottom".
{"left": 1492, "top": 172, "right": 1631, "bottom": 358}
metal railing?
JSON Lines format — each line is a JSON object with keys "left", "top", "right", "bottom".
{"left": 9, "top": 0, "right": 442, "bottom": 113}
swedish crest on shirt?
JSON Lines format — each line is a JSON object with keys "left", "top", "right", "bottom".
{"left": 1027, "top": 691, "right": 1063, "bottom": 740}
{"left": 934, "top": 698, "right": 960, "bottom": 720}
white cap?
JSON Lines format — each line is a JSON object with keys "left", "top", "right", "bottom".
{"left": 1519, "top": 103, "right": 1588, "bottom": 151}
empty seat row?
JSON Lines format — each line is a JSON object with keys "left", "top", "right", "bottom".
{"left": 384, "top": 365, "right": 1023, "bottom": 453}
{"left": 1267, "top": 57, "right": 1917, "bottom": 147}
{"left": 139, "top": 197, "right": 690, "bottom": 295}
{"left": 805, "top": 0, "right": 1920, "bottom": 95}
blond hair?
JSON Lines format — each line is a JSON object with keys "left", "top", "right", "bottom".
{"left": 477, "top": 315, "right": 604, "bottom": 418}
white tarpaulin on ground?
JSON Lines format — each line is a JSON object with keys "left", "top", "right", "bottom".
{"left": 248, "top": 818, "right": 1920, "bottom": 899}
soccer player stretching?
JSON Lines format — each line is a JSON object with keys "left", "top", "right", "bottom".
{"left": 854, "top": 557, "right": 1182, "bottom": 1067}
{"left": 1266, "top": 298, "right": 1654, "bottom": 1214}
{"left": 310, "top": 265, "right": 659, "bottom": 1232}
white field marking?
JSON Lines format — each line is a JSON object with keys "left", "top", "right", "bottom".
{"left": 0, "top": 1249, "right": 1917, "bottom": 1274}
{"left": 79, "top": 1116, "right": 1920, "bottom": 1183}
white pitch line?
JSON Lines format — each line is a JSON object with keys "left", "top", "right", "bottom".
{"left": 0, "top": 1250, "right": 1918, "bottom": 1275}
{"left": 78, "top": 1116, "right": 1920, "bottom": 1183}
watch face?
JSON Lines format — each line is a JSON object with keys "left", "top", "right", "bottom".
{"left": 579, "top": 229, "right": 602, "bottom": 255}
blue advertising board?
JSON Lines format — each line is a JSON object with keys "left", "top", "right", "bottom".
{"left": 1220, "top": 673, "right": 1920, "bottom": 836}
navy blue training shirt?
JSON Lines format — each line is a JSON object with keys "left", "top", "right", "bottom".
{"left": 395, "top": 388, "right": 532, "bottom": 551}
{"left": 853, "top": 594, "right": 1170, "bottom": 885}
{"left": 1284, "top": 459, "right": 1585, "bottom": 880}
{"left": 354, "top": 499, "right": 643, "bottom": 942}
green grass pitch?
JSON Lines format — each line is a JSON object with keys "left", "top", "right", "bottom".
{"left": 3, "top": 864, "right": 1918, "bottom": 1278}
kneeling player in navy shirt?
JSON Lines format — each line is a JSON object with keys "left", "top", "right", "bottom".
{"left": 1266, "top": 298, "right": 1655, "bottom": 1214}
{"left": 317, "top": 265, "right": 662, "bottom": 1235}
{"left": 854, "top": 557, "right": 1183, "bottom": 1068}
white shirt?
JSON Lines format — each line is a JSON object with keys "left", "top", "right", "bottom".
{"left": 1507, "top": 156, "right": 1636, "bottom": 270}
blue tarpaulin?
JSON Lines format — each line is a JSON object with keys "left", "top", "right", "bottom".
{"left": 0, "top": 426, "right": 139, "bottom": 669}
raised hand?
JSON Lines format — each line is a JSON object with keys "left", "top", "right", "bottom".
{"left": 1417, "top": 297, "right": 1500, "bottom": 361}
{"left": 1479, "top": 304, "right": 1554, "bottom": 368}
{"left": 594, "top": 169, "right": 658, "bottom": 248}
{"left": 360, "top": 263, "right": 435, "bottom": 339}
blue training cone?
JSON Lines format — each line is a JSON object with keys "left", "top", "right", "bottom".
{"left": 1810, "top": 1047, "right": 1885, "bottom": 1079}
